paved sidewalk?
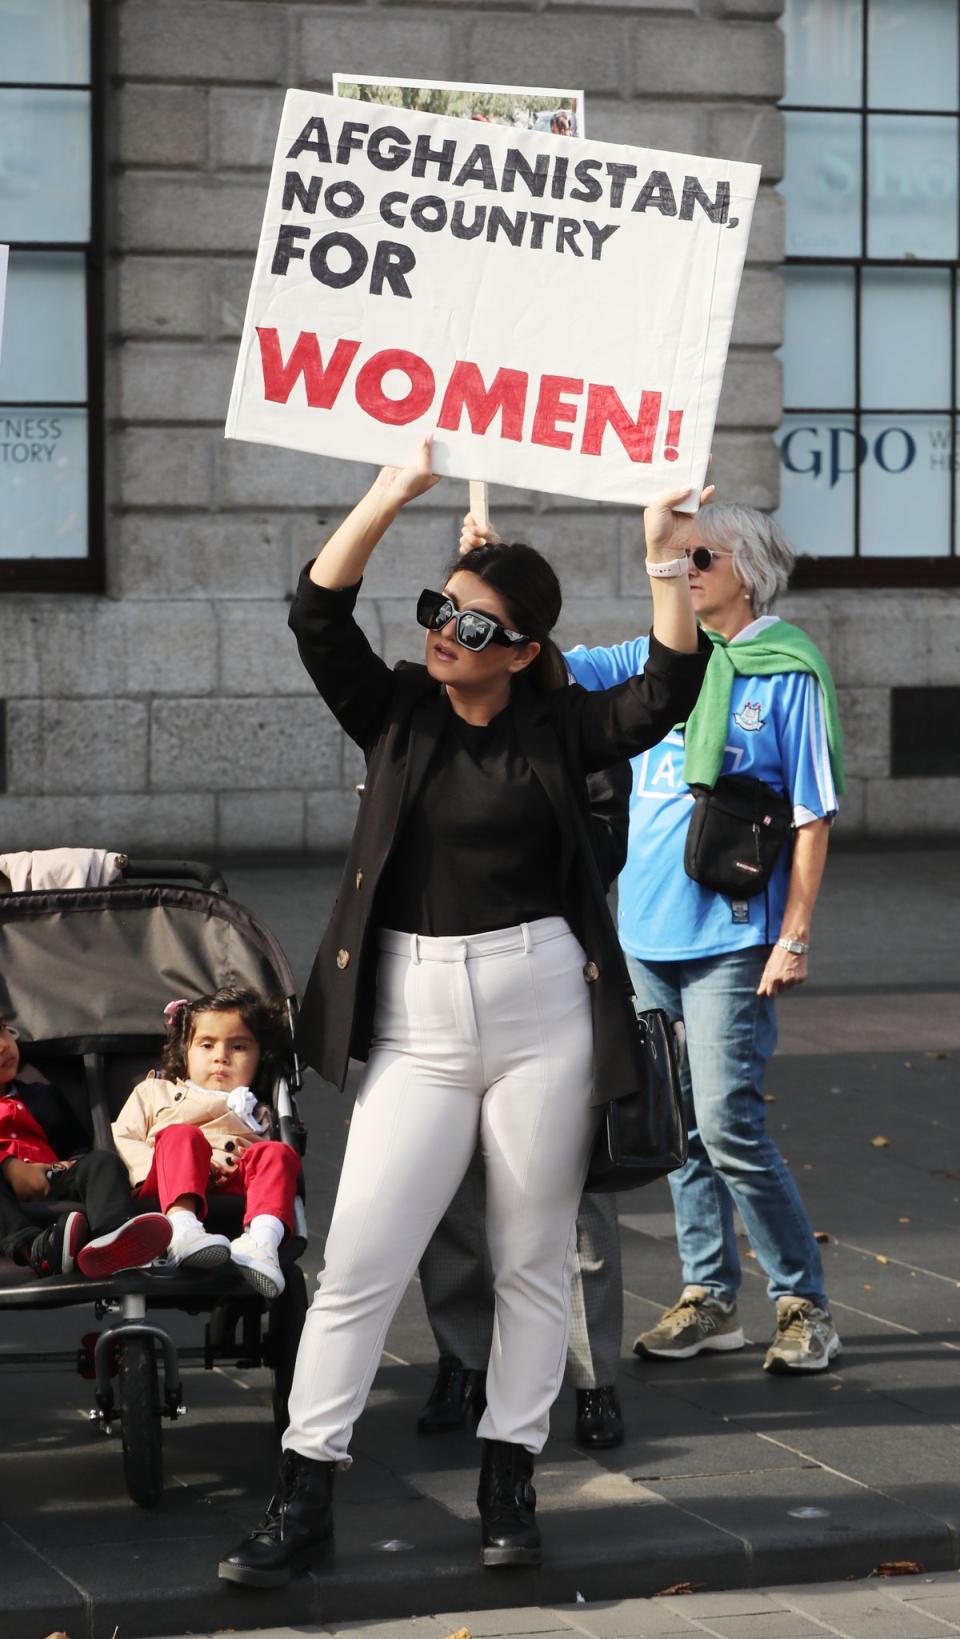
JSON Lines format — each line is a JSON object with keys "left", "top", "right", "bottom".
{"left": 154, "top": 1572, "right": 960, "bottom": 1639}
{"left": 2, "top": 847, "right": 958, "bottom": 1639}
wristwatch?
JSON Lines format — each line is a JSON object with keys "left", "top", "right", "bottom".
{"left": 776, "top": 937, "right": 809, "bottom": 955}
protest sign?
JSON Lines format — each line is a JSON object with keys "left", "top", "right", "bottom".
{"left": 333, "top": 73, "right": 583, "bottom": 137}
{"left": 225, "top": 92, "right": 760, "bottom": 510}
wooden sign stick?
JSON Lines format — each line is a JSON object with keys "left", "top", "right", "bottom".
{"left": 469, "top": 479, "right": 490, "bottom": 533}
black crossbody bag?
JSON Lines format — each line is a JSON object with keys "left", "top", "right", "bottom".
{"left": 684, "top": 773, "right": 793, "bottom": 898}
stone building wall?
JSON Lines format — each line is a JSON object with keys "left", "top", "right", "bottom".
{"left": 0, "top": 0, "right": 953, "bottom": 854}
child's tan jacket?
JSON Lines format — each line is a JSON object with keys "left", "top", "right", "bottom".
{"left": 112, "top": 1077, "right": 268, "bottom": 1187}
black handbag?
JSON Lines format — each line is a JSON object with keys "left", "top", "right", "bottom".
{"left": 684, "top": 773, "right": 793, "bottom": 899}
{"left": 584, "top": 1006, "right": 687, "bottom": 1194}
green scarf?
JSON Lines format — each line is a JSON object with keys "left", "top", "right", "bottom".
{"left": 682, "top": 619, "right": 845, "bottom": 794}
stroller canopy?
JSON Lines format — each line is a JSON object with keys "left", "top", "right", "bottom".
{"left": 0, "top": 884, "right": 297, "bottom": 1048}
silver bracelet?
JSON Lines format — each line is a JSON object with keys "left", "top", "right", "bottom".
{"left": 645, "top": 556, "right": 688, "bottom": 579}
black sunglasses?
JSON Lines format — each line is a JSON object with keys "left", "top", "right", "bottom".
{"left": 416, "top": 589, "right": 530, "bottom": 653}
{"left": 687, "top": 546, "right": 731, "bottom": 571}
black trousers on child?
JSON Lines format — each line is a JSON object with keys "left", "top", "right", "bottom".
{"left": 0, "top": 1151, "right": 134, "bottom": 1260}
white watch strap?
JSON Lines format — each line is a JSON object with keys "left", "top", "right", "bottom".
{"left": 645, "top": 556, "right": 688, "bottom": 579}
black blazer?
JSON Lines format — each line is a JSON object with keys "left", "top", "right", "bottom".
{"left": 290, "top": 570, "right": 711, "bottom": 1107}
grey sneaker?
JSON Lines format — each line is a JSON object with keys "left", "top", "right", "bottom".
{"left": 633, "top": 1285, "right": 745, "bottom": 1360}
{"left": 764, "top": 1297, "right": 841, "bottom": 1373}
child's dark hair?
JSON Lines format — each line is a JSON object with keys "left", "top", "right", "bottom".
{"left": 161, "top": 986, "right": 290, "bottom": 1091}
{"left": 445, "top": 541, "right": 567, "bottom": 691}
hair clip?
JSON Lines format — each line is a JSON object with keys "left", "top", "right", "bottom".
{"left": 163, "top": 998, "right": 190, "bottom": 1021}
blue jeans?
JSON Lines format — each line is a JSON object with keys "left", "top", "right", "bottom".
{"left": 626, "top": 947, "right": 827, "bottom": 1309}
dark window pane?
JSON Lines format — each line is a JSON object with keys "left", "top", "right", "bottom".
{"left": 891, "top": 689, "right": 960, "bottom": 778}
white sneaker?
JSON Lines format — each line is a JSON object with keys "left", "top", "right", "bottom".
{"left": 230, "top": 1232, "right": 285, "bottom": 1301}
{"left": 166, "top": 1221, "right": 232, "bottom": 1271}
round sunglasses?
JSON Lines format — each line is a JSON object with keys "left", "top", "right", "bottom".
{"left": 687, "top": 546, "right": 732, "bottom": 571}
{"left": 416, "top": 589, "right": 530, "bottom": 653}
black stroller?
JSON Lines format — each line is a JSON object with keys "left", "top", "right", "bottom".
{"left": 0, "top": 860, "right": 308, "bottom": 1508}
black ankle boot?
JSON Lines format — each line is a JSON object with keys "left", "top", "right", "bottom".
{"left": 218, "top": 1450, "right": 335, "bottom": 1587}
{"left": 417, "top": 1357, "right": 488, "bottom": 1434}
{"left": 575, "top": 1384, "right": 624, "bottom": 1450}
{"left": 477, "top": 1439, "right": 541, "bottom": 1567}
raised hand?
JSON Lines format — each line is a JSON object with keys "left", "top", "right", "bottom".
{"left": 458, "top": 510, "right": 504, "bottom": 554}
{"left": 644, "top": 483, "right": 716, "bottom": 562}
{"left": 371, "top": 436, "right": 442, "bottom": 509}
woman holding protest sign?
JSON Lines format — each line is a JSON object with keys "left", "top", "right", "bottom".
{"left": 219, "top": 440, "right": 711, "bottom": 1586}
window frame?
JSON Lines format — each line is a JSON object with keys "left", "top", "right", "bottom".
{"left": 779, "top": 0, "right": 960, "bottom": 587}
{"left": 0, "top": 2, "right": 104, "bottom": 594}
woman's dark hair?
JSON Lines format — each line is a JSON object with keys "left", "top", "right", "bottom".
{"left": 445, "top": 541, "right": 568, "bottom": 691}
{"left": 161, "top": 985, "right": 290, "bottom": 1092}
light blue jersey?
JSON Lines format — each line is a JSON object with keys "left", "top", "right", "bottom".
{"left": 565, "top": 626, "right": 839, "bottom": 960}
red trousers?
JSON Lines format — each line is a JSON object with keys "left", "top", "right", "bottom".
{"left": 136, "top": 1125, "right": 300, "bottom": 1235}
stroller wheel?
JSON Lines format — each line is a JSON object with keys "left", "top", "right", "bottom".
{"left": 266, "top": 1264, "right": 308, "bottom": 1435}
{"left": 119, "top": 1337, "right": 164, "bottom": 1507}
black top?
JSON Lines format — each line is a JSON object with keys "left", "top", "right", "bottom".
{"left": 8, "top": 1077, "right": 90, "bottom": 1159}
{"left": 287, "top": 571, "right": 712, "bottom": 1094}
{"left": 376, "top": 698, "right": 564, "bottom": 936}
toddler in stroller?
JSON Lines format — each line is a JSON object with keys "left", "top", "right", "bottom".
{"left": 0, "top": 1013, "right": 172, "bottom": 1278}
{"left": 112, "top": 986, "right": 301, "bottom": 1302}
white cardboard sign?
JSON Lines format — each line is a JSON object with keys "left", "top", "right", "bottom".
{"left": 226, "top": 92, "right": 760, "bottom": 510}
{"left": 0, "top": 245, "right": 8, "bottom": 370}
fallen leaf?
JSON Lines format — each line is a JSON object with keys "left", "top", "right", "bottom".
{"left": 655, "top": 1582, "right": 698, "bottom": 1597}
{"left": 803, "top": 1162, "right": 813, "bottom": 1170}
{"left": 871, "top": 1136, "right": 890, "bottom": 1148}
{"left": 814, "top": 1231, "right": 830, "bottom": 1243}
{"left": 873, "top": 1561, "right": 924, "bottom": 1578}
{"left": 763, "top": 1093, "right": 777, "bottom": 1103}
{"left": 863, "top": 1283, "right": 873, "bottom": 1290}
{"left": 443, "top": 1629, "right": 472, "bottom": 1639}
{"left": 831, "top": 1383, "right": 843, "bottom": 1391}
{"left": 876, "top": 1255, "right": 889, "bottom": 1264}
{"left": 899, "top": 1216, "right": 910, "bottom": 1223}
{"left": 926, "top": 1051, "right": 949, "bottom": 1060}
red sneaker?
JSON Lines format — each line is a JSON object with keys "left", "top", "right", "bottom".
{"left": 77, "top": 1213, "right": 172, "bottom": 1279}
{"left": 26, "top": 1210, "right": 90, "bottom": 1277}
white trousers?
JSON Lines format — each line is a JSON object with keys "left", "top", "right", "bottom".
{"left": 284, "top": 916, "right": 598, "bottom": 1464}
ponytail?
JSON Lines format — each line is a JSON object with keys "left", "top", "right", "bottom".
{"left": 529, "top": 635, "right": 568, "bottom": 692}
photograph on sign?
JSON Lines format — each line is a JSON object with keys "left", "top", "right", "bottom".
{"left": 333, "top": 73, "right": 583, "bottom": 137}
{"left": 225, "top": 91, "right": 759, "bottom": 510}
